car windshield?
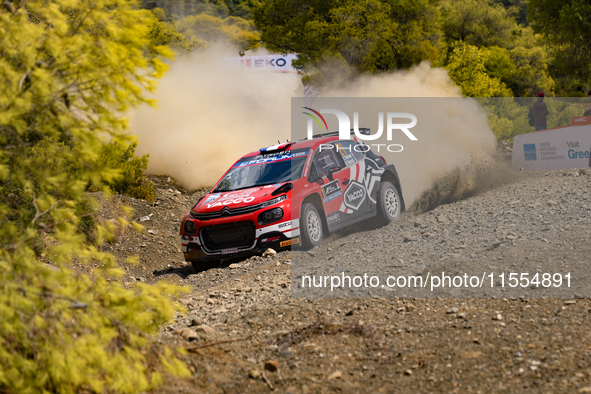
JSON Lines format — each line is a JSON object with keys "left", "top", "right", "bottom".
{"left": 213, "top": 148, "right": 309, "bottom": 192}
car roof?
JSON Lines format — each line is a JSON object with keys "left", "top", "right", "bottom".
{"left": 240, "top": 134, "right": 347, "bottom": 159}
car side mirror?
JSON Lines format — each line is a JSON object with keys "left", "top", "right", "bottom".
{"left": 327, "top": 167, "right": 339, "bottom": 182}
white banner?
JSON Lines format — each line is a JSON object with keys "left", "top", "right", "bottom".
{"left": 512, "top": 116, "right": 591, "bottom": 170}
{"left": 228, "top": 54, "right": 298, "bottom": 73}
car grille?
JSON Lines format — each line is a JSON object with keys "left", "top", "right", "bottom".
{"left": 200, "top": 221, "right": 255, "bottom": 251}
{"left": 189, "top": 203, "right": 263, "bottom": 220}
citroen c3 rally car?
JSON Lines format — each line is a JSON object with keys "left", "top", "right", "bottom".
{"left": 180, "top": 131, "right": 405, "bottom": 269}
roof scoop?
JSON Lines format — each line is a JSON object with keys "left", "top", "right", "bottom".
{"left": 260, "top": 143, "right": 292, "bottom": 154}
{"left": 352, "top": 127, "right": 371, "bottom": 135}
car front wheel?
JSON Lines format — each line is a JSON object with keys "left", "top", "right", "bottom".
{"left": 300, "top": 203, "right": 323, "bottom": 249}
{"left": 376, "top": 181, "right": 401, "bottom": 225}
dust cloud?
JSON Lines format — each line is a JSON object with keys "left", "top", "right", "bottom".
{"left": 311, "top": 62, "right": 508, "bottom": 209}
{"left": 130, "top": 46, "right": 301, "bottom": 190}
{"left": 132, "top": 51, "right": 511, "bottom": 209}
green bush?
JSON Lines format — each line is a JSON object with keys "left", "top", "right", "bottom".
{"left": 0, "top": 0, "right": 190, "bottom": 391}
{"left": 98, "top": 141, "right": 158, "bottom": 203}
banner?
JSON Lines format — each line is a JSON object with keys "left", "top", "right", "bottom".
{"left": 228, "top": 54, "right": 298, "bottom": 73}
{"left": 512, "top": 116, "right": 591, "bottom": 170}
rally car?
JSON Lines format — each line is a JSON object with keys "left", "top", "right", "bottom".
{"left": 180, "top": 131, "right": 405, "bottom": 269}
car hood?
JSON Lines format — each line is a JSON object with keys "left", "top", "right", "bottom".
{"left": 192, "top": 184, "right": 285, "bottom": 213}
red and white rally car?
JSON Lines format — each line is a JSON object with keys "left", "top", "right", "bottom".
{"left": 180, "top": 131, "right": 405, "bottom": 269}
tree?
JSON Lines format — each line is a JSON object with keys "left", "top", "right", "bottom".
{"left": 177, "top": 14, "right": 260, "bottom": 51}
{"left": 491, "top": 0, "right": 529, "bottom": 26}
{"left": 439, "top": 0, "right": 517, "bottom": 48}
{"left": 438, "top": 0, "right": 555, "bottom": 97}
{"left": 252, "top": 0, "right": 440, "bottom": 78}
{"left": 482, "top": 45, "right": 554, "bottom": 96}
{"left": 529, "top": 0, "right": 591, "bottom": 85}
{"left": 446, "top": 43, "right": 513, "bottom": 97}
{"left": 148, "top": 8, "right": 205, "bottom": 53}
{"left": 141, "top": 0, "right": 257, "bottom": 20}
{"left": 507, "top": 46, "right": 554, "bottom": 96}
{"left": 0, "top": 0, "right": 189, "bottom": 391}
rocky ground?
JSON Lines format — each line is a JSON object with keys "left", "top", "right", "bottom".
{"left": 99, "top": 159, "right": 591, "bottom": 393}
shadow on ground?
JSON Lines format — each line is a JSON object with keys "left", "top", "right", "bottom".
{"left": 152, "top": 256, "right": 253, "bottom": 279}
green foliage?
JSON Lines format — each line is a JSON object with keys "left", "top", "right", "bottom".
{"left": 251, "top": 0, "right": 561, "bottom": 98}
{"left": 252, "top": 0, "right": 440, "bottom": 78}
{"left": 148, "top": 8, "right": 205, "bottom": 53}
{"left": 495, "top": 0, "right": 529, "bottom": 26}
{"left": 141, "top": 0, "right": 256, "bottom": 20}
{"left": 482, "top": 45, "right": 554, "bottom": 96}
{"left": 177, "top": 13, "right": 260, "bottom": 51}
{"left": 0, "top": 0, "right": 189, "bottom": 391}
{"left": 529, "top": 0, "right": 591, "bottom": 87}
{"left": 446, "top": 43, "right": 513, "bottom": 97}
{"left": 479, "top": 98, "right": 530, "bottom": 140}
{"left": 437, "top": 0, "right": 555, "bottom": 97}
{"left": 98, "top": 141, "right": 158, "bottom": 203}
{"left": 506, "top": 46, "right": 554, "bottom": 96}
{"left": 440, "top": 0, "right": 517, "bottom": 48}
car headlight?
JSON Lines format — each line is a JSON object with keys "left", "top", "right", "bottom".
{"left": 259, "top": 208, "right": 284, "bottom": 223}
{"left": 184, "top": 220, "right": 196, "bottom": 234}
{"left": 260, "top": 194, "right": 287, "bottom": 208}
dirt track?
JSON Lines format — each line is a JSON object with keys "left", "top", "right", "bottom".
{"left": 102, "top": 165, "right": 591, "bottom": 393}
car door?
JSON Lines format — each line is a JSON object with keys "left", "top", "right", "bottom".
{"left": 330, "top": 140, "right": 372, "bottom": 222}
{"left": 307, "top": 147, "right": 347, "bottom": 232}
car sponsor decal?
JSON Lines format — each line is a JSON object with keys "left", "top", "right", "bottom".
{"left": 256, "top": 220, "right": 292, "bottom": 237}
{"left": 207, "top": 197, "right": 255, "bottom": 209}
{"left": 303, "top": 153, "right": 313, "bottom": 177}
{"left": 260, "top": 236, "right": 280, "bottom": 243}
{"left": 233, "top": 149, "right": 309, "bottom": 168}
{"left": 263, "top": 183, "right": 281, "bottom": 188}
{"left": 321, "top": 179, "right": 342, "bottom": 203}
{"left": 336, "top": 143, "right": 357, "bottom": 166}
{"left": 326, "top": 212, "right": 341, "bottom": 225}
{"left": 280, "top": 238, "right": 300, "bottom": 247}
{"left": 343, "top": 181, "right": 366, "bottom": 211}
{"left": 221, "top": 248, "right": 239, "bottom": 254}
{"left": 234, "top": 153, "right": 292, "bottom": 167}
{"left": 338, "top": 158, "right": 384, "bottom": 213}
{"left": 203, "top": 193, "right": 221, "bottom": 204}
{"left": 219, "top": 191, "right": 255, "bottom": 200}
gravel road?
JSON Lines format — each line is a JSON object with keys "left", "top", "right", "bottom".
{"left": 292, "top": 168, "right": 591, "bottom": 298}
{"left": 98, "top": 168, "right": 591, "bottom": 393}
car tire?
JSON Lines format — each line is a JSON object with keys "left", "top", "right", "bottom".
{"left": 376, "top": 181, "right": 401, "bottom": 225}
{"left": 300, "top": 203, "right": 323, "bottom": 249}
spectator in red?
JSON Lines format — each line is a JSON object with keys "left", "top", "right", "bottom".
{"left": 532, "top": 92, "right": 549, "bottom": 131}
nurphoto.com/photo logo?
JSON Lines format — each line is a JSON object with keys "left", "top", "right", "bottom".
{"left": 302, "top": 107, "right": 418, "bottom": 152}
